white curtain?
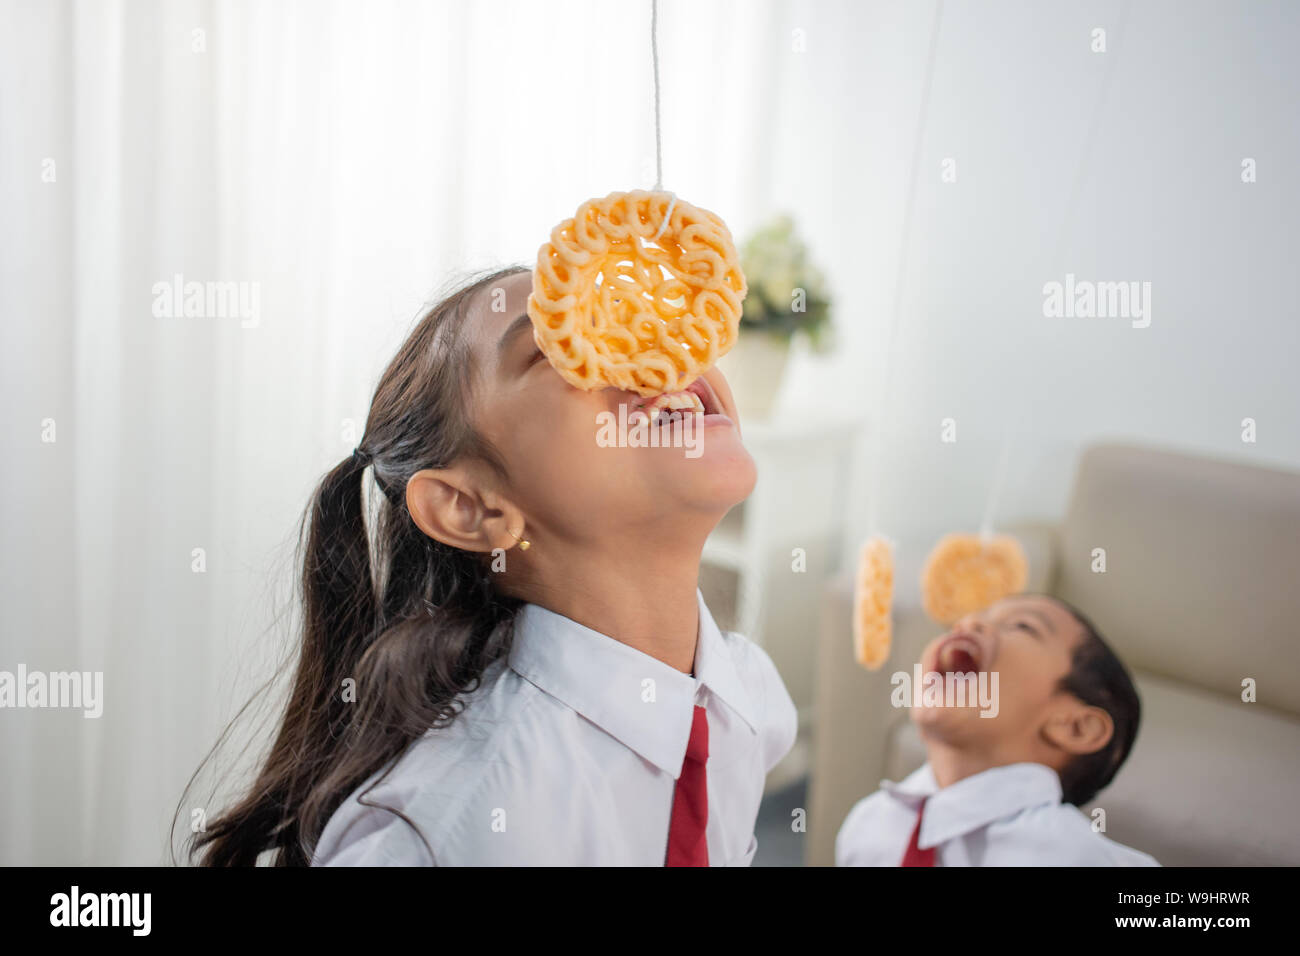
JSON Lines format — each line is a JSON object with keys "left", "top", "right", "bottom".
{"left": 0, "top": 0, "right": 812, "bottom": 865}
{"left": 5, "top": 0, "right": 1298, "bottom": 865}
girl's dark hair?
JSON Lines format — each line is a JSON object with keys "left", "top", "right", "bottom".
{"left": 178, "top": 265, "right": 528, "bottom": 866}
{"left": 1052, "top": 598, "right": 1142, "bottom": 807}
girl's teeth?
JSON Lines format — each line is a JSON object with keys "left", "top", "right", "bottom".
{"left": 646, "top": 391, "right": 705, "bottom": 424}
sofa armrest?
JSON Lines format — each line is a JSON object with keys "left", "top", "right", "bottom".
{"left": 806, "top": 573, "right": 902, "bottom": 865}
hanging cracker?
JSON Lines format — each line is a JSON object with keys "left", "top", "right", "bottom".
{"left": 527, "top": 190, "right": 747, "bottom": 397}
{"left": 853, "top": 536, "right": 894, "bottom": 670}
{"left": 920, "top": 533, "right": 1028, "bottom": 625}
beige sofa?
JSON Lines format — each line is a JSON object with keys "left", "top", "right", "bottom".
{"left": 807, "top": 443, "right": 1300, "bottom": 866}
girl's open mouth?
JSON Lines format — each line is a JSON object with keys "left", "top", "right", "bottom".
{"left": 684, "top": 377, "right": 722, "bottom": 417}
{"left": 642, "top": 390, "right": 705, "bottom": 425}
{"left": 627, "top": 375, "right": 732, "bottom": 427}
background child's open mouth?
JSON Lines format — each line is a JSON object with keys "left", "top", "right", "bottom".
{"left": 936, "top": 635, "right": 983, "bottom": 674}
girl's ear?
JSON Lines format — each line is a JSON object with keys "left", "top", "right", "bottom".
{"left": 406, "top": 466, "right": 524, "bottom": 554}
{"left": 1043, "top": 702, "right": 1114, "bottom": 757}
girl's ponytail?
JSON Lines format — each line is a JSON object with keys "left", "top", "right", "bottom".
{"left": 194, "top": 451, "right": 378, "bottom": 866}
{"left": 305, "top": 448, "right": 378, "bottom": 667}
{"left": 182, "top": 266, "right": 527, "bottom": 866}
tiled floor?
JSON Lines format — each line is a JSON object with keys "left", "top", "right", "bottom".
{"left": 752, "top": 776, "right": 809, "bottom": 867}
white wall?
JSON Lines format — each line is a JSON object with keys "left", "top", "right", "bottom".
{"left": 763, "top": 0, "right": 1300, "bottom": 552}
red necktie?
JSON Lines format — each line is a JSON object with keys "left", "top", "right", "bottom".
{"left": 899, "top": 798, "right": 935, "bottom": 866}
{"left": 666, "top": 705, "right": 709, "bottom": 866}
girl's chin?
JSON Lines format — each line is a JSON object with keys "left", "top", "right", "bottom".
{"left": 657, "top": 440, "right": 757, "bottom": 509}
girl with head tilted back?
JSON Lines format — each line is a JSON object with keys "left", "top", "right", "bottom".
{"left": 186, "top": 266, "right": 796, "bottom": 866}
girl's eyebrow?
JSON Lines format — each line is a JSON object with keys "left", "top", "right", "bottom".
{"left": 497, "top": 313, "right": 532, "bottom": 360}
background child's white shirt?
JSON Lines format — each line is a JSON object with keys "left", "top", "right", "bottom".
{"left": 836, "top": 761, "right": 1160, "bottom": 866}
{"left": 311, "top": 589, "right": 798, "bottom": 866}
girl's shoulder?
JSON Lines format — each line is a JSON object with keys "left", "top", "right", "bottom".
{"left": 713, "top": 627, "right": 799, "bottom": 774}
{"left": 715, "top": 627, "right": 793, "bottom": 709}
{"left": 312, "top": 658, "right": 546, "bottom": 865}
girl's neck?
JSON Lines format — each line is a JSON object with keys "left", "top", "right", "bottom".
{"left": 515, "top": 534, "right": 706, "bottom": 674}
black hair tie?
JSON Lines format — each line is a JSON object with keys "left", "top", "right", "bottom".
{"left": 352, "top": 446, "right": 372, "bottom": 467}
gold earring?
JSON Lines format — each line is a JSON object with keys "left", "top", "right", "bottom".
{"left": 510, "top": 527, "right": 531, "bottom": 551}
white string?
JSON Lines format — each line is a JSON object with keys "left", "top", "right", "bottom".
{"left": 648, "top": 0, "right": 675, "bottom": 242}
{"left": 978, "top": 425, "right": 1012, "bottom": 544}
{"left": 653, "top": 194, "right": 676, "bottom": 240}
{"left": 651, "top": 0, "right": 663, "bottom": 191}
{"left": 1049, "top": 0, "right": 1132, "bottom": 269}
{"left": 970, "top": 10, "right": 1129, "bottom": 547}
{"left": 967, "top": 7, "right": 1127, "bottom": 549}
{"left": 864, "top": 0, "right": 945, "bottom": 535}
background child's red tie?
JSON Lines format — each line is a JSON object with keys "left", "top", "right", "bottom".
{"left": 666, "top": 705, "right": 710, "bottom": 866}
{"left": 899, "top": 797, "right": 935, "bottom": 866}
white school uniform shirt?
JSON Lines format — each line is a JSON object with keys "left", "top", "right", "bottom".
{"left": 836, "top": 762, "right": 1160, "bottom": 866}
{"left": 312, "top": 589, "right": 797, "bottom": 866}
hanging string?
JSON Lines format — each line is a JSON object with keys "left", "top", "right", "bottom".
{"left": 651, "top": 0, "right": 663, "bottom": 190}
{"left": 649, "top": 0, "right": 675, "bottom": 240}
{"left": 1049, "top": 0, "right": 1132, "bottom": 269}
{"left": 972, "top": 8, "right": 1130, "bottom": 544}
{"left": 864, "top": 0, "right": 945, "bottom": 535}
{"left": 978, "top": 424, "right": 1012, "bottom": 544}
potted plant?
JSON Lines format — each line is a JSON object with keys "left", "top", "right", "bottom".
{"left": 721, "top": 214, "right": 832, "bottom": 420}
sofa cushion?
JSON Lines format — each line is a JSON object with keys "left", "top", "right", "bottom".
{"left": 1055, "top": 444, "right": 1300, "bottom": 714}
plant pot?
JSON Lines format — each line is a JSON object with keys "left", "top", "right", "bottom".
{"left": 717, "top": 332, "right": 791, "bottom": 422}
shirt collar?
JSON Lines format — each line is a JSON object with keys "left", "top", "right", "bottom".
{"left": 689, "top": 590, "right": 760, "bottom": 735}
{"left": 507, "top": 589, "right": 756, "bottom": 779}
{"left": 882, "top": 762, "right": 1063, "bottom": 849}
